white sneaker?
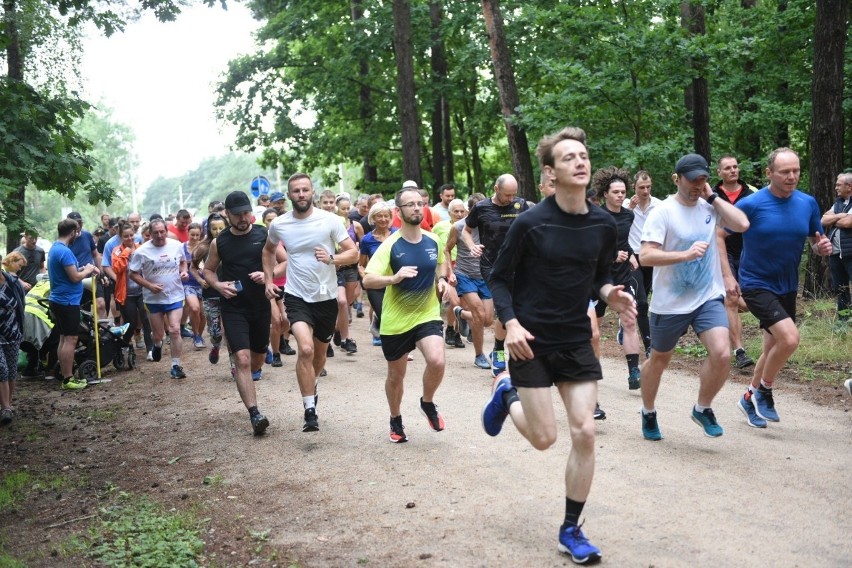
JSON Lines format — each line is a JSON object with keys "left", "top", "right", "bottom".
{"left": 135, "top": 339, "right": 145, "bottom": 349}
{"left": 147, "top": 351, "right": 154, "bottom": 362}
{"left": 845, "top": 378, "right": 852, "bottom": 397}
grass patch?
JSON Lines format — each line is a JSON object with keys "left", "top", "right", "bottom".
{"left": 73, "top": 491, "right": 206, "bottom": 566}
{"left": 0, "top": 551, "right": 26, "bottom": 568}
{"left": 675, "top": 342, "right": 708, "bottom": 359}
{"left": 0, "top": 471, "right": 31, "bottom": 512}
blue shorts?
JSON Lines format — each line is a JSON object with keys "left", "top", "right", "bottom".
{"left": 455, "top": 272, "right": 492, "bottom": 300}
{"left": 184, "top": 285, "right": 203, "bottom": 300}
{"left": 649, "top": 297, "right": 728, "bottom": 353}
{"left": 145, "top": 300, "right": 184, "bottom": 314}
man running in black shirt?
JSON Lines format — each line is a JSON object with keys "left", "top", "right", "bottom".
{"left": 462, "top": 174, "right": 529, "bottom": 376}
{"left": 203, "top": 191, "right": 272, "bottom": 435}
{"left": 481, "top": 126, "right": 637, "bottom": 564}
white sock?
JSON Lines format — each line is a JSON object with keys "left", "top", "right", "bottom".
{"left": 694, "top": 403, "right": 709, "bottom": 413}
{"left": 642, "top": 407, "right": 656, "bottom": 415}
{"left": 172, "top": 358, "right": 180, "bottom": 367}
{"left": 303, "top": 396, "right": 315, "bottom": 410}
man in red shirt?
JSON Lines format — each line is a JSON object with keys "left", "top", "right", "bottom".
{"left": 167, "top": 209, "right": 192, "bottom": 243}
{"left": 391, "top": 181, "right": 434, "bottom": 230}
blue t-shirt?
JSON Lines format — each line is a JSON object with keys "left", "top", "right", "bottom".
{"left": 48, "top": 241, "right": 84, "bottom": 305}
{"left": 69, "top": 230, "right": 97, "bottom": 267}
{"left": 737, "top": 188, "right": 822, "bottom": 295}
{"left": 359, "top": 228, "right": 397, "bottom": 259}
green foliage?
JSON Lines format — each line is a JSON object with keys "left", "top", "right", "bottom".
{"left": 0, "top": 471, "right": 32, "bottom": 512}
{"left": 78, "top": 492, "right": 205, "bottom": 567}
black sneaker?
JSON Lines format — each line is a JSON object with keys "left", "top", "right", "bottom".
{"left": 333, "top": 330, "right": 341, "bottom": 347}
{"left": 389, "top": 415, "right": 408, "bottom": 443}
{"left": 303, "top": 407, "right": 319, "bottom": 432}
{"left": 734, "top": 348, "right": 754, "bottom": 369}
{"left": 452, "top": 332, "right": 465, "bottom": 348}
{"left": 281, "top": 338, "right": 296, "bottom": 356}
{"left": 594, "top": 403, "right": 606, "bottom": 420}
{"left": 341, "top": 338, "right": 358, "bottom": 354}
{"left": 419, "top": 397, "right": 445, "bottom": 432}
{"left": 271, "top": 353, "right": 283, "bottom": 367}
{"left": 151, "top": 343, "right": 162, "bottom": 362}
{"left": 444, "top": 327, "right": 457, "bottom": 346}
{"left": 326, "top": 344, "right": 334, "bottom": 358}
{"left": 251, "top": 412, "right": 269, "bottom": 435}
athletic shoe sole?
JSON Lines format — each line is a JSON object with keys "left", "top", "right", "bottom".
{"left": 557, "top": 544, "right": 602, "bottom": 565}
{"left": 252, "top": 416, "right": 269, "bottom": 435}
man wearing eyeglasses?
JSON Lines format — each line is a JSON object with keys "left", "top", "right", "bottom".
{"left": 363, "top": 185, "right": 451, "bottom": 444}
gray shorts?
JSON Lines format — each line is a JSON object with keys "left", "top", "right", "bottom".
{"left": 650, "top": 297, "right": 728, "bottom": 353}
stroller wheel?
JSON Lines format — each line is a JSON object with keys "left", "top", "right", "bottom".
{"left": 127, "top": 349, "right": 137, "bottom": 370}
{"left": 76, "top": 360, "right": 99, "bottom": 382}
{"left": 113, "top": 348, "right": 126, "bottom": 371}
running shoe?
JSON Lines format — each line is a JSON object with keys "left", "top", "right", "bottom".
{"left": 209, "top": 344, "right": 220, "bottom": 365}
{"left": 271, "top": 353, "right": 283, "bottom": 367}
{"left": 170, "top": 365, "right": 187, "bottom": 379}
{"left": 734, "top": 348, "right": 754, "bottom": 369}
{"left": 389, "top": 415, "right": 408, "bottom": 443}
{"left": 326, "top": 344, "right": 334, "bottom": 358}
{"left": 151, "top": 344, "right": 162, "bottom": 362}
{"left": 490, "top": 349, "right": 506, "bottom": 376}
{"left": 303, "top": 407, "right": 319, "bottom": 432}
{"left": 452, "top": 332, "right": 465, "bottom": 348}
{"left": 752, "top": 386, "right": 779, "bottom": 422}
{"left": 419, "top": 398, "right": 445, "bottom": 432}
{"left": 844, "top": 378, "right": 852, "bottom": 396}
{"left": 482, "top": 375, "right": 513, "bottom": 436}
{"left": 194, "top": 335, "right": 206, "bottom": 350}
{"left": 369, "top": 316, "right": 381, "bottom": 339}
{"left": 320, "top": 368, "right": 327, "bottom": 377}
{"left": 558, "top": 523, "right": 602, "bottom": 565}
{"left": 251, "top": 369, "right": 262, "bottom": 381}
{"left": 444, "top": 327, "right": 457, "bottom": 347}
{"left": 281, "top": 338, "right": 296, "bottom": 356}
{"left": 593, "top": 403, "right": 606, "bottom": 421}
{"left": 251, "top": 412, "right": 269, "bottom": 435}
{"left": 355, "top": 301, "right": 364, "bottom": 318}
{"left": 135, "top": 337, "right": 145, "bottom": 349}
{"left": 372, "top": 337, "right": 382, "bottom": 346}
{"left": 0, "top": 408, "right": 12, "bottom": 426}
{"left": 341, "top": 338, "right": 358, "bottom": 354}
{"left": 641, "top": 410, "right": 662, "bottom": 441}
{"left": 627, "top": 367, "right": 641, "bottom": 390}
{"left": 147, "top": 351, "right": 154, "bottom": 362}
{"left": 616, "top": 325, "right": 624, "bottom": 346}
{"left": 180, "top": 326, "right": 193, "bottom": 339}
{"left": 61, "top": 377, "right": 87, "bottom": 391}
{"left": 265, "top": 347, "right": 273, "bottom": 364}
{"left": 474, "top": 354, "right": 490, "bottom": 369}
{"left": 691, "top": 407, "right": 723, "bottom": 437}
{"left": 333, "top": 330, "right": 341, "bottom": 347}
{"left": 737, "top": 392, "right": 767, "bottom": 428}
{"left": 466, "top": 327, "right": 473, "bottom": 343}
{"left": 453, "top": 306, "right": 469, "bottom": 340}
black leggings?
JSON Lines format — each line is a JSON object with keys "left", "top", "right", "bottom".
{"left": 366, "top": 288, "right": 385, "bottom": 328}
{"left": 119, "top": 295, "right": 153, "bottom": 351}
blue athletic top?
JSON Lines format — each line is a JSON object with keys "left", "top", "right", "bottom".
{"left": 359, "top": 228, "right": 397, "bottom": 259}
{"left": 48, "top": 241, "right": 84, "bottom": 305}
{"left": 736, "top": 188, "right": 822, "bottom": 295}
{"left": 69, "top": 230, "right": 96, "bottom": 267}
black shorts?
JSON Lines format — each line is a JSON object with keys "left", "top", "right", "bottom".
{"left": 381, "top": 320, "right": 443, "bottom": 362}
{"left": 727, "top": 254, "right": 741, "bottom": 283}
{"left": 594, "top": 276, "right": 638, "bottom": 318}
{"left": 49, "top": 302, "right": 80, "bottom": 336}
{"left": 336, "top": 265, "right": 359, "bottom": 286}
{"left": 284, "top": 293, "right": 338, "bottom": 343}
{"left": 742, "top": 289, "right": 797, "bottom": 330}
{"left": 221, "top": 303, "right": 272, "bottom": 354}
{"left": 508, "top": 342, "right": 602, "bottom": 388}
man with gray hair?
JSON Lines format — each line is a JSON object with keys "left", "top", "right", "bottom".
{"left": 821, "top": 172, "right": 852, "bottom": 327}
{"left": 462, "top": 173, "right": 529, "bottom": 376}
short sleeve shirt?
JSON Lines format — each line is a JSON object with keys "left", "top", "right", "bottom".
{"left": 47, "top": 241, "right": 83, "bottom": 305}
{"left": 14, "top": 245, "right": 45, "bottom": 286}
{"left": 69, "top": 230, "right": 97, "bottom": 267}
{"left": 128, "top": 240, "right": 186, "bottom": 305}
{"left": 267, "top": 208, "right": 349, "bottom": 303}
{"left": 365, "top": 231, "right": 444, "bottom": 336}
{"left": 465, "top": 197, "right": 530, "bottom": 271}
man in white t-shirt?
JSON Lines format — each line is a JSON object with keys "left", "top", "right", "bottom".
{"left": 637, "top": 153, "right": 749, "bottom": 441}
{"left": 129, "top": 219, "right": 188, "bottom": 379}
{"left": 262, "top": 172, "right": 358, "bottom": 433}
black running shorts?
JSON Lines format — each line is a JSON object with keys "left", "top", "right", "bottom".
{"left": 508, "top": 342, "right": 602, "bottom": 388}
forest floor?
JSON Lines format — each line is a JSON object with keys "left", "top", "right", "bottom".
{"left": 1, "top": 312, "right": 851, "bottom": 567}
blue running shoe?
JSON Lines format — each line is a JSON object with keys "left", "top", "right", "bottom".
{"left": 558, "top": 524, "right": 602, "bottom": 565}
{"left": 691, "top": 407, "right": 723, "bottom": 437}
{"left": 265, "top": 347, "right": 273, "bottom": 365}
{"left": 482, "top": 376, "right": 513, "bottom": 436}
{"left": 474, "top": 354, "right": 490, "bottom": 369}
{"left": 180, "top": 326, "right": 193, "bottom": 339}
{"left": 170, "top": 365, "right": 186, "bottom": 379}
{"left": 627, "top": 367, "right": 641, "bottom": 390}
{"left": 616, "top": 325, "right": 623, "bottom": 345}
{"left": 641, "top": 410, "right": 662, "bottom": 441}
{"left": 752, "top": 386, "right": 779, "bottom": 422}
{"left": 251, "top": 369, "right": 262, "bottom": 381}
{"left": 737, "top": 392, "right": 767, "bottom": 428}
{"left": 490, "top": 349, "right": 506, "bottom": 377}
{"left": 372, "top": 337, "right": 382, "bottom": 346}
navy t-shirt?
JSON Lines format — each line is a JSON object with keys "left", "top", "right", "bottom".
{"left": 69, "top": 230, "right": 97, "bottom": 267}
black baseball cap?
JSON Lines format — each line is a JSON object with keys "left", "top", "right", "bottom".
{"left": 67, "top": 211, "right": 83, "bottom": 221}
{"left": 675, "top": 154, "right": 710, "bottom": 181}
{"left": 225, "top": 191, "right": 253, "bottom": 214}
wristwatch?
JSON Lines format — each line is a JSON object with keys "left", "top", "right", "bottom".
{"left": 328, "top": 254, "right": 334, "bottom": 265}
{"left": 706, "top": 193, "right": 718, "bottom": 205}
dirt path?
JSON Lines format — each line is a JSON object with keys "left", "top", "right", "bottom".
{"left": 2, "top": 315, "right": 851, "bottom": 567}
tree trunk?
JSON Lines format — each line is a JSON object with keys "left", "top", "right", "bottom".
{"left": 480, "top": 0, "right": 535, "bottom": 201}
{"left": 455, "top": 113, "right": 474, "bottom": 191}
{"left": 350, "top": 0, "right": 377, "bottom": 183}
{"left": 443, "top": 96, "right": 454, "bottom": 183}
{"left": 736, "top": 0, "right": 762, "bottom": 183}
{"left": 774, "top": 0, "right": 790, "bottom": 149}
{"left": 803, "top": 0, "right": 848, "bottom": 298}
{"left": 392, "top": 0, "right": 423, "bottom": 184}
{"left": 4, "top": 0, "right": 26, "bottom": 253}
{"left": 681, "top": 2, "right": 710, "bottom": 161}
{"left": 429, "top": 1, "right": 446, "bottom": 197}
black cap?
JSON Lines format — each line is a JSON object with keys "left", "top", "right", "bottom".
{"left": 67, "top": 212, "right": 83, "bottom": 221}
{"left": 225, "top": 190, "right": 253, "bottom": 214}
{"left": 675, "top": 154, "right": 710, "bottom": 181}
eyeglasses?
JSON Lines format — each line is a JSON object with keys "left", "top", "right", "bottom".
{"left": 399, "top": 202, "right": 426, "bottom": 209}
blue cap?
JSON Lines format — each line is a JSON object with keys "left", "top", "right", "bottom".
{"left": 270, "top": 192, "right": 285, "bottom": 202}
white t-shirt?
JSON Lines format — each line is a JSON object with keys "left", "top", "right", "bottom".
{"left": 641, "top": 196, "right": 724, "bottom": 315}
{"left": 627, "top": 195, "right": 662, "bottom": 253}
{"left": 267, "top": 208, "right": 349, "bottom": 302}
{"left": 128, "top": 239, "right": 186, "bottom": 305}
